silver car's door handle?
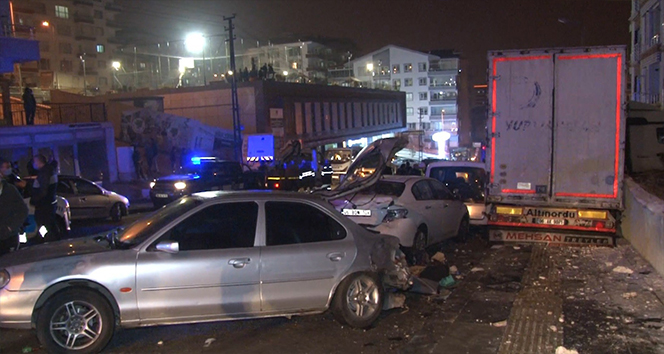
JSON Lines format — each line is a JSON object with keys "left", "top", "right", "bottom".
{"left": 228, "top": 258, "right": 250, "bottom": 268}
{"left": 327, "top": 252, "right": 345, "bottom": 262}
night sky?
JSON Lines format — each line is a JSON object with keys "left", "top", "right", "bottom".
{"left": 116, "top": 0, "right": 631, "bottom": 83}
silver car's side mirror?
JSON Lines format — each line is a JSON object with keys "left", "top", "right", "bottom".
{"left": 155, "top": 241, "right": 179, "bottom": 254}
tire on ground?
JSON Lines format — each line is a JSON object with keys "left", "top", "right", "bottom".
{"left": 331, "top": 272, "right": 384, "bottom": 329}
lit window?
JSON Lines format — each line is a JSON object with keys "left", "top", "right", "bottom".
{"left": 96, "top": 44, "right": 105, "bottom": 53}
{"left": 406, "top": 92, "right": 413, "bottom": 101}
{"left": 403, "top": 63, "right": 412, "bottom": 73}
{"left": 392, "top": 65, "right": 400, "bottom": 74}
{"left": 407, "top": 107, "right": 414, "bottom": 115}
{"left": 55, "top": 5, "right": 69, "bottom": 19}
{"left": 393, "top": 79, "right": 401, "bottom": 90}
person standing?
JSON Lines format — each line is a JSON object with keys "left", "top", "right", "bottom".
{"left": 0, "top": 178, "right": 28, "bottom": 256}
{"left": 132, "top": 146, "right": 145, "bottom": 180}
{"left": 30, "top": 155, "right": 58, "bottom": 242}
{"left": 0, "top": 158, "right": 27, "bottom": 191}
{"left": 22, "top": 88, "right": 37, "bottom": 125}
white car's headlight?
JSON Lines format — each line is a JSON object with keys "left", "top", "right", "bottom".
{"left": 0, "top": 270, "right": 9, "bottom": 289}
{"left": 174, "top": 182, "right": 187, "bottom": 190}
{"left": 149, "top": 181, "right": 156, "bottom": 189}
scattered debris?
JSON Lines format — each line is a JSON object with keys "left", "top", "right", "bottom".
{"left": 550, "top": 325, "right": 558, "bottom": 332}
{"left": 204, "top": 338, "right": 216, "bottom": 348}
{"left": 420, "top": 263, "right": 450, "bottom": 282}
{"left": 431, "top": 252, "right": 446, "bottom": 263}
{"left": 612, "top": 266, "right": 634, "bottom": 274}
{"left": 21, "top": 347, "right": 32, "bottom": 353}
{"left": 470, "top": 267, "right": 484, "bottom": 273}
{"left": 409, "top": 265, "right": 426, "bottom": 277}
{"left": 622, "top": 292, "right": 638, "bottom": 299}
{"left": 605, "top": 262, "right": 613, "bottom": 267}
{"left": 513, "top": 246, "right": 521, "bottom": 250}
{"left": 157, "top": 341, "right": 164, "bottom": 346}
{"left": 449, "top": 265, "right": 458, "bottom": 274}
{"left": 491, "top": 245, "right": 504, "bottom": 249}
{"left": 383, "top": 293, "right": 407, "bottom": 310}
{"left": 555, "top": 346, "right": 579, "bottom": 354}
{"left": 439, "top": 275, "right": 456, "bottom": 288}
{"left": 491, "top": 320, "right": 508, "bottom": 327}
{"left": 410, "top": 277, "right": 439, "bottom": 295}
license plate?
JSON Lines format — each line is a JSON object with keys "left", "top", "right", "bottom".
{"left": 342, "top": 209, "right": 372, "bottom": 217}
{"left": 537, "top": 218, "right": 565, "bottom": 226}
{"left": 155, "top": 193, "right": 169, "bottom": 198}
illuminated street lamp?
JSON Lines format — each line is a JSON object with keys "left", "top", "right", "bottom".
{"left": 366, "top": 62, "right": 374, "bottom": 72}
{"left": 282, "top": 70, "right": 289, "bottom": 76}
{"left": 111, "top": 61, "right": 121, "bottom": 70}
{"left": 227, "top": 70, "right": 234, "bottom": 76}
{"left": 41, "top": 21, "right": 50, "bottom": 27}
{"left": 184, "top": 33, "right": 206, "bottom": 53}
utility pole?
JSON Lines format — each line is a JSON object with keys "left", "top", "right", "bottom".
{"left": 225, "top": 14, "right": 242, "bottom": 162}
{"left": 80, "top": 53, "right": 87, "bottom": 96}
{"left": 418, "top": 108, "right": 424, "bottom": 161}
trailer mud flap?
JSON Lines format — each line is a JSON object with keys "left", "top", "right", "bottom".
{"left": 489, "top": 228, "right": 615, "bottom": 246}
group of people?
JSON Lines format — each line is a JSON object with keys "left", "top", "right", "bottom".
{"left": 396, "top": 161, "right": 424, "bottom": 176}
{"left": 0, "top": 155, "right": 59, "bottom": 257}
{"left": 237, "top": 63, "right": 276, "bottom": 82}
{"left": 132, "top": 139, "right": 160, "bottom": 180}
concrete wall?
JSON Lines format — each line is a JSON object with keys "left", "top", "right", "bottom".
{"left": 622, "top": 177, "right": 664, "bottom": 275}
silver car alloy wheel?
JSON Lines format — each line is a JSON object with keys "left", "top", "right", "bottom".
{"left": 345, "top": 275, "right": 380, "bottom": 319}
{"left": 50, "top": 300, "right": 103, "bottom": 350}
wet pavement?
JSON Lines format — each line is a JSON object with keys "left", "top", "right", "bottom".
{"left": 2, "top": 230, "right": 664, "bottom": 353}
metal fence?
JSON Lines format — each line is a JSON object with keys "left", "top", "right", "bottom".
{"left": 3, "top": 103, "right": 107, "bottom": 126}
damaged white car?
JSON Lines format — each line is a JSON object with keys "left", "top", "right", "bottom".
{"left": 322, "top": 137, "right": 470, "bottom": 256}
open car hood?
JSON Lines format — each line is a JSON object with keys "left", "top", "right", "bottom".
{"left": 317, "top": 136, "right": 408, "bottom": 200}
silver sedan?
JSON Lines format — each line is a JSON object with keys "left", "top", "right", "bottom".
{"left": 0, "top": 191, "right": 409, "bottom": 353}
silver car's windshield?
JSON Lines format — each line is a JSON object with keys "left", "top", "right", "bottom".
{"left": 117, "top": 197, "right": 202, "bottom": 248}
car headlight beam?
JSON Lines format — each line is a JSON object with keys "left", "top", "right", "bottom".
{"left": 174, "top": 182, "right": 187, "bottom": 190}
{"left": 149, "top": 181, "right": 156, "bottom": 189}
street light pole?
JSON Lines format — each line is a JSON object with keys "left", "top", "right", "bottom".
{"left": 80, "top": 53, "right": 87, "bottom": 96}
{"left": 225, "top": 14, "right": 242, "bottom": 162}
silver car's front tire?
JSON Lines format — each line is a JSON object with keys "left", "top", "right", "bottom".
{"left": 332, "top": 273, "right": 383, "bottom": 328}
{"left": 37, "top": 289, "right": 115, "bottom": 354}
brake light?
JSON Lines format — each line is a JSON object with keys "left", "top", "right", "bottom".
{"left": 275, "top": 183, "right": 280, "bottom": 189}
{"left": 384, "top": 208, "right": 408, "bottom": 222}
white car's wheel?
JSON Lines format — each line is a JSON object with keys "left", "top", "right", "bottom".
{"left": 332, "top": 273, "right": 383, "bottom": 328}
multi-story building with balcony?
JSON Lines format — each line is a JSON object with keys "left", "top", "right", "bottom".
{"left": 11, "top": 0, "right": 121, "bottom": 95}
{"left": 631, "top": 0, "right": 664, "bottom": 106}
{"left": 346, "top": 45, "right": 459, "bottom": 135}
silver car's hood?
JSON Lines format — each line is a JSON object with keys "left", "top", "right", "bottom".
{"left": 0, "top": 236, "right": 113, "bottom": 268}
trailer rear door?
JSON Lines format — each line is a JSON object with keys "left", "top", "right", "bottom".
{"left": 490, "top": 55, "right": 554, "bottom": 199}
{"left": 552, "top": 52, "right": 624, "bottom": 207}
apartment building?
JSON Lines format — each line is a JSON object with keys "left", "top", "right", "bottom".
{"left": 348, "top": 45, "right": 459, "bottom": 135}
{"left": 631, "top": 0, "right": 663, "bottom": 106}
{"left": 11, "top": 0, "right": 121, "bottom": 94}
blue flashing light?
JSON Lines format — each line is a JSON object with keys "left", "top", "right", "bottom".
{"left": 191, "top": 157, "right": 201, "bottom": 165}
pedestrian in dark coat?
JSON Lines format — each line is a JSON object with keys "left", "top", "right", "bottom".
{"left": 30, "top": 155, "right": 58, "bottom": 242}
{"left": 0, "top": 179, "right": 29, "bottom": 256}
{"left": 22, "top": 88, "right": 37, "bottom": 125}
